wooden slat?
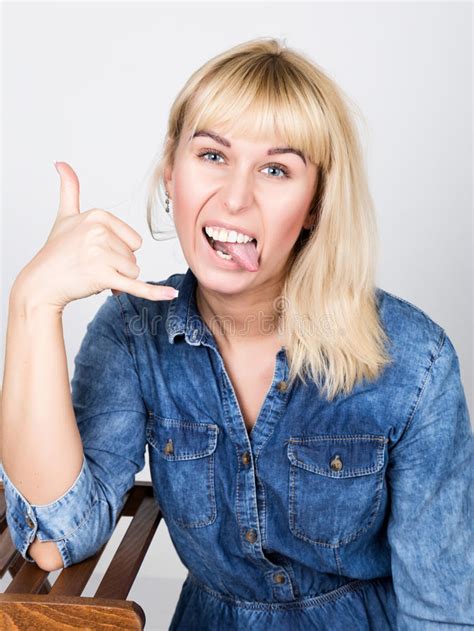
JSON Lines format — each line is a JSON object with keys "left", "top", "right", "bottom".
{"left": 50, "top": 482, "right": 155, "bottom": 596}
{"left": 0, "top": 480, "right": 160, "bottom": 628}
{"left": 95, "top": 496, "right": 162, "bottom": 600}
{"left": 120, "top": 481, "right": 155, "bottom": 516}
{"left": 0, "top": 593, "right": 145, "bottom": 630}
{"left": 0, "top": 527, "right": 18, "bottom": 578}
{"left": 4, "top": 560, "right": 52, "bottom": 595}
{"left": 49, "top": 541, "right": 107, "bottom": 597}
{"left": 0, "top": 486, "right": 6, "bottom": 527}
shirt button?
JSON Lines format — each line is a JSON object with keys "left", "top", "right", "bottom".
{"left": 273, "top": 572, "right": 286, "bottom": 584}
{"left": 330, "top": 455, "right": 343, "bottom": 471}
{"left": 164, "top": 439, "right": 174, "bottom": 455}
{"left": 245, "top": 528, "right": 258, "bottom": 543}
{"left": 190, "top": 329, "right": 199, "bottom": 342}
{"left": 276, "top": 380, "right": 288, "bottom": 392}
{"left": 241, "top": 451, "right": 251, "bottom": 465}
{"left": 25, "top": 514, "right": 34, "bottom": 529}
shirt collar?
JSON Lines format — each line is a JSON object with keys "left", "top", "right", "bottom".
{"left": 166, "top": 267, "right": 205, "bottom": 346}
{"left": 165, "top": 266, "right": 289, "bottom": 354}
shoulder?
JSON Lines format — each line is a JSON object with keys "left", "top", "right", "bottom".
{"left": 107, "top": 272, "right": 186, "bottom": 342}
{"left": 374, "top": 287, "right": 446, "bottom": 370}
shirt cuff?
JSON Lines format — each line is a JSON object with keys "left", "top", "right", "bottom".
{"left": 0, "top": 454, "right": 97, "bottom": 566}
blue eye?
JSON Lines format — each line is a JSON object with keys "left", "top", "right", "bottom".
{"left": 262, "top": 165, "right": 287, "bottom": 178}
{"left": 199, "top": 151, "right": 225, "bottom": 164}
{"left": 197, "top": 149, "right": 290, "bottom": 179}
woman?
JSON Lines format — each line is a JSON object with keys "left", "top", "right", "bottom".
{"left": 1, "top": 38, "right": 472, "bottom": 630}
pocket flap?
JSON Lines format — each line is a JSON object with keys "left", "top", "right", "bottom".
{"left": 147, "top": 416, "right": 219, "bottom": 461}
{"left": 287, "top": 434, "right": 387, "bottom": 478}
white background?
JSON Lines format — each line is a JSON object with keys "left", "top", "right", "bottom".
{"left": 1, "top": 2, "right": 472, "bottom": 629}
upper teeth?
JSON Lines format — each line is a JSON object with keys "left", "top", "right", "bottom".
{"left": 205, "top": 226, "right": 255, "bottom": 244}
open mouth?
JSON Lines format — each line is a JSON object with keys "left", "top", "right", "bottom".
{"left": 202, "top": 228, "right": 258, "bottom": 251}
{"left": 201, "top": 227, "right": 261, "bottom": 270}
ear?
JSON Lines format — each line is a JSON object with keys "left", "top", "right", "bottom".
{"left": 302, "top": 208, "right": 316, "bottom": 231}
{"left": 164, "top": 163, "right": 173, "bottom": 193}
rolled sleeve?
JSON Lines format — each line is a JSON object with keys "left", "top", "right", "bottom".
{"left": 387, "top": 330, "right": 474, "bottom": 629}
{"left": 1, "top": 454, "right": 97, "bottom": 566}
{"left": 1, "top": 293, "right": 148, "bottom": 568}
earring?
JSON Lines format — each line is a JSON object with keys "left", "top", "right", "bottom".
{"left": 165, "top": 190, "right": 171, "bottom": 213}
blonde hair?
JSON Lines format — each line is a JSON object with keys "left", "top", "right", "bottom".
{"left": 146, "top": 37, "right": 393, "bottom": 401}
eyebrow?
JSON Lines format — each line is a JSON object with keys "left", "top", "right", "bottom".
{"left": 190, "top": 129, "right": 307, "bottom": 166}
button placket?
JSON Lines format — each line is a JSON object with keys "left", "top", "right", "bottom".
{"left": 266, "top": 567, "right": 295, "bottom": 600}
{"left": 244, "top": 528, "right": 258, "bottom": 544}
{"left": 241, "top": 451, "right": 251, "bottom": 466}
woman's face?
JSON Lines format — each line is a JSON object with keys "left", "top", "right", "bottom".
{"left": 164, "top": 122, "right": 318, "bottom": 295}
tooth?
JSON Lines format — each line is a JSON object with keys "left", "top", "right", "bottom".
{"left": 204, "top": 225, "right": 255, "bottom": 243}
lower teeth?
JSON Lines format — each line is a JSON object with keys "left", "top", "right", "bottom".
{"left": 216, "top": 249, "right": 233, "bottom": 261}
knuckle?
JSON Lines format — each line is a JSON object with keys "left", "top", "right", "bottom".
{"left": 84, "top": 208, "right": 107, "bottom": 222}
{"left": 87, "top": 223, "right": 108, "bottom": 240}
{"left": 88, "top": 244, "right": 103, "bottom": 259}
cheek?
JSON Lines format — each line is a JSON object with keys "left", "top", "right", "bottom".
{"left": 172, "top": 164, "right": 213, "bottom": 223}
{"left": 268, "top": 204, "right": 308, "bottom": 246}
{"left": 171, "top": 171, "right": 202, "bottom": 238}
{"left": 172, "top": 170, "right": 194, "bottom": 211}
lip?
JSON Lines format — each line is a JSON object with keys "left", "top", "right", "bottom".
{"left": 201, "top": 220, "right": 258, "bottom": 243}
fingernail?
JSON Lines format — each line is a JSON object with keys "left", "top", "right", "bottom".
{"left": 164, "top": 288, "right": 179, "bottom": 299}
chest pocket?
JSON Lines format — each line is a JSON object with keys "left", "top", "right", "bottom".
{"left": 146, "top": 416, "right": 219, "bottom": 529}
{"left": 287, "top": 434, "right": 387, "bottom": 547}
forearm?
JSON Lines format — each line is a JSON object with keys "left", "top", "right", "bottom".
{"left": 0, "top": 279, "right": 84, "bottom": 506}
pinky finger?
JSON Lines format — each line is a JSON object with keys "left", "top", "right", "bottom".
{"left": 108, "top": 274, "right": 179, "bottom": 301}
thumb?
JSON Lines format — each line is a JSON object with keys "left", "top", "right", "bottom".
{"left": 54, "top": 161, "right": 80, "bottom": 216}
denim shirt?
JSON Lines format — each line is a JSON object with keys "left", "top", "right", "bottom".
{"left": 2, "top": 267, "right": 473, "bottom": 630}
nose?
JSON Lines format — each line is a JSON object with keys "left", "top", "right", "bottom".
{"left": 221, "top": 169, "right": 254, "bottom": 214}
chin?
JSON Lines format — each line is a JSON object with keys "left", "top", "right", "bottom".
{"left": 194, "top": 267, "right": 253, "bottom": 293}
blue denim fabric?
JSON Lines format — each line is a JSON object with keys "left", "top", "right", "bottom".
{"left": 2, "top": 267, "right": 473, "bottom": 630}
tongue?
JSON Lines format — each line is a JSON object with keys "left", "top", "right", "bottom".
{"left": 216, "top": 240, "right": 260, "bottom": 272}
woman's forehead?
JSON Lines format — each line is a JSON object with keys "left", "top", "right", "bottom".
{"left": 182, "top": 117, "right": 303, "bottom": 152}
{"left": 187, "top": 126, "right": 293, "bottom": 148}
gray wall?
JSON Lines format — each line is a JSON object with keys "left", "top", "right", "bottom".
{"left": 1, "top": 3, "right": 471, "bottom": 629}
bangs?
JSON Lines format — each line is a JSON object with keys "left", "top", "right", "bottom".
{"left": 182, "top": 56, "right": 331, "bottom": 170}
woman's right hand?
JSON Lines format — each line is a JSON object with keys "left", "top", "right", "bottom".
{"left": 13, "top": 161, "right": 178, "bottom": 311}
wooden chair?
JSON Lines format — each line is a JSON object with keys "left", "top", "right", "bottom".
{"left": 0, "top": 479, "right": 163, "bottom": 629}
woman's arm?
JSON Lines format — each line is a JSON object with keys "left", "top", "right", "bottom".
{"left": 387, "top": 330, "right": 474, "bottom": 629}
{"left": 1, "top": 280, "right": 85, "bottom": 570}
{"left": 1, "top": 290, "right": 148, "bottom": 571}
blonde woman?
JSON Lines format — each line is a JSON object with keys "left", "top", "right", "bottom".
{"left": 1, "top": 38, "right": 472, "bottom": 630}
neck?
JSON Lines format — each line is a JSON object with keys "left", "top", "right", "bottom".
{"left": 195, "top": 276, "right": 286, "bottom": 352}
